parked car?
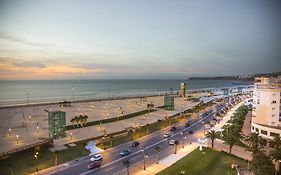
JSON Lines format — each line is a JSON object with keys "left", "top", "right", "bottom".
{"left": 189, "top": 130, "right": 194, "bottom": 134}
{"left": 184, "top": 123, "right": 190, "bottom": 127}
{"left": 88, "top": 161, "right": 101, "bottom": 169}
{"left": 131, "top": 141, "right": 139, "bottom": 147}
{"left": 169, "top": 139, "right": 176, "bottom": 145}
{"left": 170, "top": 126, "right": 177, "bottom": 131}
{"left": 90, "top": 154, "right": 102, "bottom": 162}
{"left": 164, "top": 133, "right": 171, "bottom": 138}
{"left": 120, "top": 149, "right": 131, "bottom": 156}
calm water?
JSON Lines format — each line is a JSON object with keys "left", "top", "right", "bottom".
{"left": 0, "top": 79, "right": 251, "bottom": 105}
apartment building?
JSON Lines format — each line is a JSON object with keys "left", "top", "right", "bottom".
{"left": 251, "top": 76, "right": 281, "bottom": 139}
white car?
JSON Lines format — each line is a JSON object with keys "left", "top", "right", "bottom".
{"left": 90, "top": 154, "right": 102, "bottom": 162}
{"left": 164, "top": 133, "right": 171, "bottom": 138}
{"left": 169, "top": 140, "right": 176, "bottom": 145}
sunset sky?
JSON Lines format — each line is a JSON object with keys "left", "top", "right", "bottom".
{"left": 0, "top": 0, "right": 280, "bottom": 80}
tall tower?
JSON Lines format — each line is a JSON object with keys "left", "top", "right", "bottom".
{"left": 180, "top": 82, "right": 186, "bottom": 97}
{"left": 48, "top": 111, "right": 66, "bottom": 139}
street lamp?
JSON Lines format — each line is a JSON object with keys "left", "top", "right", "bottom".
{"left": 8, "top": 128, "right": 11, "bottom": 136}
{"left": 180, "top": 132, "right": 184, "bottom": 148}
{"left": 72, "top": 87, "right": 75, "bottom": 101}
{"left": 36, "top": 126, "right": 39, "bottom": 134}
{"left": 70, "top": 132, "right": 73, "bottom": 140}
{"left": 184, "top": 136, "right": 187, "bottom": 148}
{"left": 141, "top": 146, "right": 147, "bottom": 170}
{"left": 16, "top": 134, "right": 19, "bottom": 144}
{"left": 29, "top": 116, "right": 32, "bottom": 123}
{"left": 34, "top": 151, "right": 39, "bottom": 173}
{"left": 26, "top": 88, "right": 29, "bottom": 105}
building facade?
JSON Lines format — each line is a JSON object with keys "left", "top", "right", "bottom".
{"left": 180, "top": 82, "right": 186, "bottom": 97}
{"left": 48, "top": 111, "right": 67, "bottom": 139}
{"left": 164, "top": 96, "right": 174, "bottom": 110}
{"left": 251, "top": 77, "right": 281, "bottom": 140}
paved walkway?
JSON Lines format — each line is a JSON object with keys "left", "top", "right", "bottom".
{"left": 133, "top": 143, "right": 199, "bottom": 175}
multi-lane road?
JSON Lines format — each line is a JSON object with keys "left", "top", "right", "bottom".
{"left": 48, "top": 102, "right": 227, "bottom": 175}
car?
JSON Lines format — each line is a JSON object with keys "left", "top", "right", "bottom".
{"left": 90, "top": 154, "right": 102, "bottom": 162}
{"left": 120, "top": 149, "right": 131, "bottom": 156}
{"left": 164, "top": 133, "right": 171, "bottom": 138}
{"left": 88, "top": 161, "right": 101, "bottom": 169}
{"left": 170, "top": 126, "right": 177, "bottom": 131}
{"left": 184, "top": 123, "right": 190, "bottom": 127}
{"left": 189, "top": 130, "right": 194, "bottom": 134}
{"left": 169, "top": 139, "right": 176, "bottom": 145}
{"left": 131, "top": 141, "right": 139, "bottom": 147}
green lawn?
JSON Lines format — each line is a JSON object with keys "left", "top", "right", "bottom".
{"left": 156, "top": 148, "right": 251, "bottom": 175}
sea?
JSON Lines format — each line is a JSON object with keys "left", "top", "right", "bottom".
{"left": 0, "top": 79, "right": 252, "bottom": 106}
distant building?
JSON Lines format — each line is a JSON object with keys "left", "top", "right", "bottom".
{"left": 48, "top": 111, "right": 67, "bottom": 139}
{"left": 223, "top": 88, "right": 229, "bottom": 96}
{"left": 251, "top": 76, "right": 281, "bottom": 140}
{"left": 164, "top": 96, "right": 174, "bottom": 110}
{"left": 180, "top": 82, "right": 186, "bottom": 97}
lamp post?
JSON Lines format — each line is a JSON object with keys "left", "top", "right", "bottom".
{"left": 34, "top": 151, "right": 39, "bottom": 173}
{"left": 36, "top": 126, "right": 39, "bottom": 134}
{"left": 8, "top": 128, "right": 11, "bottom": 136}
{"left": 26, "top": 88, "right": 29, "bottom": 105}
{"left": 70, "top": 132, "right": 73, "bottom": 140}
{"left": 184, "top": 136, "right": 187, "bottom": 148}
{"left": 141, "top": 146, "right": 147, "bottom": 170}
{"left": 180, "top": 132, "right": 184, "bottom": 148}
{"left": 29, "top": 115, "right": 32, "bottom": 123}
{"left": 16, "top": 134, "right": 19, "bottom": 144}
{"left": 72, "top": 87, "right": 75, "bottom": 101}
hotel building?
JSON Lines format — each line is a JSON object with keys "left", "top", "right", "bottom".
{"left": 251, "top": 76, "right": 281, "bottom": 140}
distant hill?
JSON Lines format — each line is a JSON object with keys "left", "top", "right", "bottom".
{"left": 189, "top": 71, "right": 281, "bottom": 81}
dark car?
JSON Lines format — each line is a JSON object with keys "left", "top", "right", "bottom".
{"left": 120, "top": 149, "right": 131, "bottom": 156}
{"left": 131, "top": 141, "right": 139, "bottom": 147}
{"left": 184, "top": 123, "right": 190, "bottom": 127}
{"left": 88, "top": 161, "right": 101, "bottom": 169}
{"left": 170, "top": 126, "right": 177, "bottom": 131}
{"left": 189, "top": 130, "right": 194, "bottom": 134}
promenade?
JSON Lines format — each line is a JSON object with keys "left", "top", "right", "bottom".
{"left": 0, "top": 96, "right": 198, "bottom": 154}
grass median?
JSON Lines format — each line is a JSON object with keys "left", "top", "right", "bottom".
{"left": 156, "top": 147, "right": 252, "bottom": 175}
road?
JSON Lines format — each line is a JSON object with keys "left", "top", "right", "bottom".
{"left": 48, "top": 102, "right": 226, "bottom": 175}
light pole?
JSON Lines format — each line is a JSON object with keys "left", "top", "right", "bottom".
{"left": 8, "top": 128, "right": 11, "bottom": 136}
{"left": 29, "top": 115, "right": 32, "bottom": 123}
{"left": 70, "top": 132, "right": 73, "bottom": 140}
{"left": 36, "top": 126, "right": 39, "bottom": 134}
{"left": 72, "top": 87, "right": 75, "bottom": 101}
{"left": 180, "top": 132, "right": 184, "bottom": 148}
{"left": 141, "top": 146, "right": 147, "bottom": 170}
{"left": 16, "top": 134, "right": 19, "bottom": 144}
{"left": 26, "top": 88, "right": 29, "bottom": 105}
{"left": 34, "top": 151, "right": 39, "bottom": 173}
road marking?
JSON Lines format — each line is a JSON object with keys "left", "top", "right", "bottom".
{"left": 131, "top": 154, "right": 142, "bottom": 160}
{"left": 104, "top": 166, "right": 115, "bottom": 172}
{"left": 79, "top": 109, "right": 219, "bottom": 175}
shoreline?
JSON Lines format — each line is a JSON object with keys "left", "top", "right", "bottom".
{"left": 0, "top": 85, "right": 253, "bottom": 108}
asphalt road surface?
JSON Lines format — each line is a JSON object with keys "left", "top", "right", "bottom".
{"left": 48, "top": 102, "right": 227, "bottom": 175}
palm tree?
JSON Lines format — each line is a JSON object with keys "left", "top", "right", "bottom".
{"left": 174, "top": 140, "right": 179, "bottom": 154}
{"left": 223, "top": 127, "right": 242, "bottom": 154}
{"left": 269, "top": 135, "right": 281, "bottom": 175}
{"left": 70, "top": 118, "right": 74, "bottom": 126}
{"left": 206, "top": 130, "right": 219, "bottom": 148}
{"left": 54, "top": 151, "right": 58, "bottom": 165}
{"left": 154, "top": 146, "right": 160, "bottom": 164}
{"left": 244, "top": 133, "right": 266, "bottom": 154}
{"left": 123, "top": 159, "right": 130, "bottom": 175}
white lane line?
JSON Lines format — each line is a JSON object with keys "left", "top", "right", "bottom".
{"left": 131, "top": 154, "right": 142, "bottom": 160}
{"left": 104, "top": 166, "right": 115, "bottom": 172}
{"left": 79, "top": 110, "right": 217, "bottom": 175}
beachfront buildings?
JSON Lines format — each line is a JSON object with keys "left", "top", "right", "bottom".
{"left": 48, "top": 111, "right": 67, "bottom": 139}
{"left": 251, "top": 76, "right": 281, "bottom": 140}
{"left": 180, "top": 82, "right": 186, "bottom": 97}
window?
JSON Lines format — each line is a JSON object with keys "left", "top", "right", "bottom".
{"left": 252, "top": 126, "right": 254, "bottom": 130}
{"left": 257, "top": 99, "right": 260, "bottom": 104}
{"left": 272, "top": 108, "right": 276, "bottom": 110}
{"left": 272, "top": 100, "right": 276, "bottom": 104}
{"left": 270, "top": 132, "right": 280, "bottom": 138}
{"left": 255, "top": 128, "right": 259, "bottom": 133}
{"left": 261, "top": 130, "right": 268, "bottom": 135}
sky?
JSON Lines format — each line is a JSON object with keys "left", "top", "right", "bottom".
{"left": 0, "top": 0, "right": 280, "bottom": 80}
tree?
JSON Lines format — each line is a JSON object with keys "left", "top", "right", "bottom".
{"left": 244, "top": 132, "right": 266, "bottom": 154}
{"left": 174, "top": 140, "right": 179, "bottom": 154}
{"left": 123, "top": 159, "right": 130, "bottom": 175}
{"left": 206, "top": 130, "right": 219, "bottom": 148}
{"left": 222, "top": 127, "right": 242, "bottom": 154}
{"left": 54, "top": 151, "right": 58, "bottom": 165}
{"left": 252, "top": 151, "right": 275, "bottom": 175}
{"left": 154, "top": 146, "right": 160, "bottom": 164}
{"left": 269, "top": 135, "right": 281, "bottom": 175}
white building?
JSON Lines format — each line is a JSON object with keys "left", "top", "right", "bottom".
{"left": 251, "top": 76, "right": 281, "bottom": 140}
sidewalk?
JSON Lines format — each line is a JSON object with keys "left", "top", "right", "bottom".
{"left": 133, "top": 143, "right": 199, "bottom": 175}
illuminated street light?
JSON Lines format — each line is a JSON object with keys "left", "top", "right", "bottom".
{"left": 29, "top": 116, "right": 32, "bottom": 123}
{"left": 16, "top": 134, "right": 19, "bottom": 144}
{"left": 36, "top": 126, "right": 39, "bottom": 134}
{"left": 8, "top": 128, "right": 11, "bottom": 136}
{"left": 70, "top": 132, "right": 73, "bottom": 140}
{"left": 34, "top": 151, "right": 39, "bottom": 172}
